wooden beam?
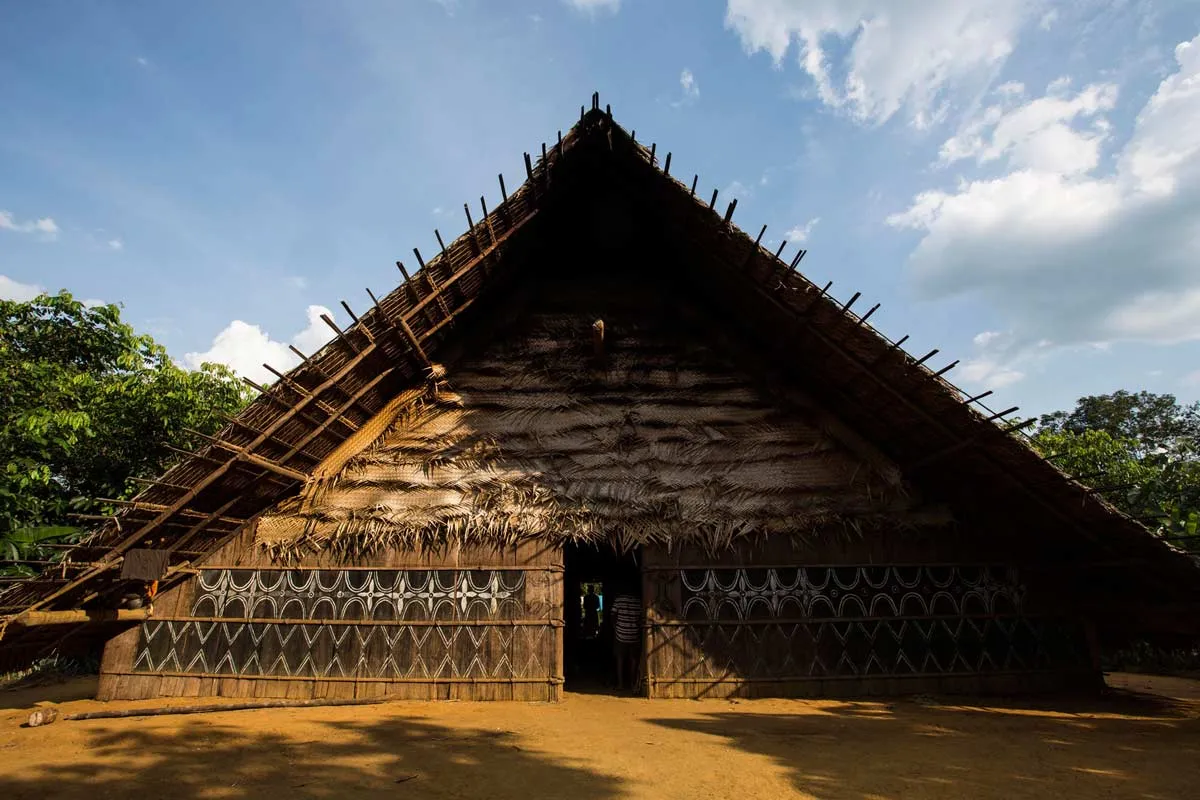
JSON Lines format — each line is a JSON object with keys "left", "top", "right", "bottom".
{"left": 12, "top": 608, "right": 155, "bottom": 627}
{"left": 95, "top": 499, "right": 247, "bottom": 527}
{"left": 663, "top": 152, "right": 672, "bottom": 176}
{"left": 260, "top": 364, "right": 347, "bottom": 421}
{"left": 185, "top": 430, "right": 310, "bottom": 483}
{"left": 723, "top": 199, "right": 737, "bottom": 224}
{"left": 165, "top": 495, "right": 248, "bottom": 555}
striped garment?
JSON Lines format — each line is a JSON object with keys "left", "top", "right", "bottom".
{"left": 609, "top": 594, "right": 642, "bottom": 644}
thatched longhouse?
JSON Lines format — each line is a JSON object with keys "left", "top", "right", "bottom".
{"left": 2, "top": 96, "right": 1198, "bottom": 701}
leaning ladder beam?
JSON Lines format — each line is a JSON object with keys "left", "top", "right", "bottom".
{"left": 26, "top": 342, "right": 379, "bottom": 612}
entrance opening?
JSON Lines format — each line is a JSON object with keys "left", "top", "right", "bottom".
{"left": 563, "top": 541, "right": 642, "bottom": 693}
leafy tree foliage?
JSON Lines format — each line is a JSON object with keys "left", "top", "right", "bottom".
{"left": 1032, "top": 391, "right": 1200, "bottom": 553}
{"left": 0, "top": 292, "right": 251, "bottom": 575}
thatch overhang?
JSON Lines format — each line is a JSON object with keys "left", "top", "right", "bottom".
{"left": 2, "top": 94, "right": 1198, "bottom": 665}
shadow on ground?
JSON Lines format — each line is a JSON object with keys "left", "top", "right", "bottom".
{"left": 0, "top": 713, "right": 625, "bottom": 800}
{"left": 647, "top": 688, "right": 1200, "bottom": 800}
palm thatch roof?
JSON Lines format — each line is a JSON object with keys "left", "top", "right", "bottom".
{"left": 2, "top": 93, "right": 1198, "bottom": 665}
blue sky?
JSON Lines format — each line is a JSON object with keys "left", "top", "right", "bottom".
{"left": 2, "top": 0, "right": 1199, "bottom": 417}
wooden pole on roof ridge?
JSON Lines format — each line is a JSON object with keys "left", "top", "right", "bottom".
{"left": 479, "top": 196, "right": 496, "bottom": 246}
{"left": 524, "top": 153, "right": 534, "bottom": 183}
{"left": 842, "top": 292, "right": 861, "bottom": 313}
{"left": 690, "top": 175, "right": 697, "bottom": 196}
{"left": 790, "top": 250, "right": 807, "bottom": 270}
{"left": 859, "top": 303, "right": 880, "bottom": 324}
{"left": 320, "top": 313, "right": 359, "bottom": 353}
{"left": 592, "top": 92, "right": 599, "bottom": 111}
{"left": 934, "top": 360, "right": 959, "bottom": 377}
{"left": 913, "top": 348, "right": 939, "bottom": 366}
{"left": 724, "top": 199, "right": 737, "bottom": 224}
{"left": 984, "top": 406, "right": 1020, "bottom": 422}
{"left": 366, "top": 287, "right": 435, "bottom": 372}
{"left": 630, "top": 130, "right": 636, "bottom": 144}
{"left": 463, "top": 204, "right": 475, "bottom": 231}
{"left": 650, "top": 143, "right": 656, "bottom": 162}
{"left": 498, "top": 174, "right": 508, "bottom": 204}
{"left": 435, "top": 229, "right": 448, "bottom": 254}
{"left": 339, "top": 300, "right": 360, "bottom": 324}
{"left": 708, "top": 188, "right": 718, "bottom": 209}
{"left": 663, "top": 152, "right": 672, "bottom": 176}
{"left": 774, "top": 240, "right": 788, "bottom": 259}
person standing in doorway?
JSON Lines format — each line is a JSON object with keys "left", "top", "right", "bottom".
{"left": 609, "top": 584, "right": 642, "bottom": 692}
{"left": 583, "top": 585, "right": 601, "bottom": 638}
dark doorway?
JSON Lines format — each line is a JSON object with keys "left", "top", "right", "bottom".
{"left": 563, "top": 541, "right": 642, "bottom": 693}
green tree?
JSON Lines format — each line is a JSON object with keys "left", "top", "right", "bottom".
{"left": 1032, "top": 391, "right": 1200, "bottom": 553}
{"left": 0, "top": 291, "right": 251, "bottom": 575}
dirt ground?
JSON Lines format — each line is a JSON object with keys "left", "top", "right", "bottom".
{"left": 1, "top": 674, "right": 1197, "bottom": 800}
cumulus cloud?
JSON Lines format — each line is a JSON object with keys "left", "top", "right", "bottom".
{"left": 107, "top": 238, "right": 123, "bottom": 251}
{"left": 724, "top": 0, "right": 1039, "bottom": 127}
{"left": 937, "top": 79, "right": 1118, "bottom": 174}
{"left": 564, "top": 0, "right": 620, "bottom": 14}
{"left": 184, "top": 305, "right": 337, "bottom": 384}
{"left": 785, "top": 217, "right": 820, "bottom": 242}
{"left": 0, "top": 210, "right": 59, "bottom": 238}
{"left": 889, "top": 34, "right": 1200, "bottom": 367}
{"left": 0, "top": 275, "right": 45, "bottom": 302}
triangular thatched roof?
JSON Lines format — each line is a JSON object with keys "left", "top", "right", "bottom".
{"left": 3, "top": 94, "right": 1198, "bottom": 665}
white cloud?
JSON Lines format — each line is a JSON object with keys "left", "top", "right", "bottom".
{"left": 184, "top": 305, "right": 337, "bottom": 384}
{"left": 785, "top": 217, "right": 820, "bottom": 242}
{"left": 107, "top": 238, "right": 123, "bottom": 251}
{"left": 564, "top": 0, "right": 620, "bottom": 14}
{"left": 680, "top": 68, "right": 699, "bottom": 99}
{"left": 0, "top": 210, "right": 59, "bottom": 238}
{"left": 959, "top": 329, "right": 1026, "bottom": 388}
{"left": 889, "top": 34, "right": 1200, "bottom": 350}
{"left": 1038, "top": 9, "right": 1059, "bottom": 30}
{"left": 724, "top": 0, "right": 1039, "bottom": 127}
{"left": 937, "top": 79, "right": 1118, "bottom": 175}
{"left": 0, "top": 275, "right": 45, "bottom": 302}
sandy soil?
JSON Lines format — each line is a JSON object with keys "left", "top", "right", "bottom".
{"left": 1, "top": 674, "right": 1197, "bottom": 800}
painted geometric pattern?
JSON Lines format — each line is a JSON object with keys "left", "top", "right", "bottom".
{"left": 655, "top": 615, "right": 1089, "bottom": 679}
{"left": 190, "top": 569, "right": 527, "bottom": 621}
{"left": 131, "top": 620, "right": 553, "bottom": 679}
{"left": 675, "top": 565, "right": 1024, "bottom": 621}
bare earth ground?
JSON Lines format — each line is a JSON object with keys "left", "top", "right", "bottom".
{"left": 1, "top": 674, "right": 1198, "bottom": 800}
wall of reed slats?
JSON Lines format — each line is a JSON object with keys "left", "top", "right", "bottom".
{"left": 98, "top": 539, "right": 564, "bottom": 701}
{"left": 642, "top": 541, "right": 1098, "bottom": 699}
